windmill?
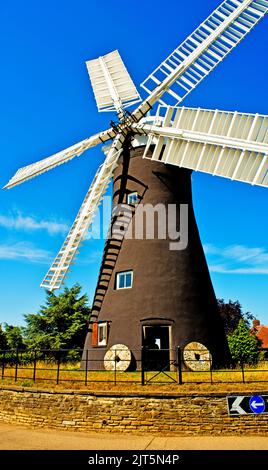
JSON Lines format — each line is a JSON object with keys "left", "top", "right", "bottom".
{"left": 4, "top": 0, "right": 268, "bottom": 371}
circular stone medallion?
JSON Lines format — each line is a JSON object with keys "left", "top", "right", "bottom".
{"left": 183, "top": 342, "right": 212, "bottom": 371}
{"left": 104, "top": 344, "right": 131, "bottom": 371}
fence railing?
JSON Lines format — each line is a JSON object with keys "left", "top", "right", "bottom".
{"left": 0, "top": 347, "right": 267, "bottom": 386}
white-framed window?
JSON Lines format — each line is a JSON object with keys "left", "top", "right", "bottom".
{"left": 127, "top": 192, "right": 138, "bottom": 205}
{"left": 97, "top": 322, "right": 108, "bottom": 346}
{"left": 116, "top": 270, "right": 133, "bottom": 290}
{"left": 91, "top": 321, "right": 108, "bottom": 347}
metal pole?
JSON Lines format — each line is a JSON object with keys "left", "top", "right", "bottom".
{"left": 114, "top": 349, "right": 117, "bottom": 385}
{"left": 141, "top": 346, "right": 145, "bottom": 386}
{"left": 33, "top": 350, "right": 37, "bottom": 382}
{"left": 177, "top": 346, "right": 183, "bottom": 385}
{"left": 2, "top": 351, "right": 6, "bottom": 380}
{"left": 15, "top": 348, "right": 19, "bottom": 382}
{"left": 241, "top": 360, "right": 245, "bottom": 384}
{"left": 1, "top": 351, "right": 5, "bottom": 380}
{"left": 56, "top": 351, "right": 61, "bottom": 385}
{"left": 85, "top": 349, "right": 88, "bottom": 386}
{"left": 210, "top": 356, "right": 213, "bottom": 384}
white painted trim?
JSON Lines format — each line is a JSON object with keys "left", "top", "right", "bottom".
{"left": 135, "top": 123, "right": 268, "bottom": 154}
{"left": 97, "top": 322, "right": 108, "bottom": 346}
{"left": 127, "top": 192, "right": 138, "bottom": 205}
{"left": 116, "top": 270, "right": 133, "bottom": 290}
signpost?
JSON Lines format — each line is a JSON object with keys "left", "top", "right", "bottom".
{"left": 249, "top": 395, "right": 265, "bottom": 414}
{"left": 227, "top": 395, "right": 268, "bottom": 415}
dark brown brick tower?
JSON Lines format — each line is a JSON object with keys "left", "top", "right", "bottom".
{"left": 82, "top": 145, "right": 231, "bottom": 370}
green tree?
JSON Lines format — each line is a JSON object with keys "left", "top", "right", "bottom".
{"left": 218, "top": 298, "right": 254, "bottom": 335}
{"left": 0, "top": 324, "right": 8, "bottom": 350}
{"left": 227, "top": 319, "right": 261, "bottom": 365}
{"left": 4, "top": 324, "right": 25, "bottom": 350}
{"left": 24, "top": 284, "right": 90, "bottom": 358}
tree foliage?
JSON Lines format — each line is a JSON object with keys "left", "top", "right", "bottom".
{"left": 218, "top": 298, "right": 254, "bottom": 335}
{"left": 0, "top": 325, "right": 8, "bottom": 350}
{"left": 3, "top": 324, "right": 25, "bottom": 350}
{"left": 23, "top": 284, "right": 90, "bottom": 357}
{"left": 227, "top": 319, "right": 261, "bottom": 365}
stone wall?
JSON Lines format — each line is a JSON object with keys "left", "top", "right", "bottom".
{"left": 0, "top": 386, "right": 267, "bottom": 435}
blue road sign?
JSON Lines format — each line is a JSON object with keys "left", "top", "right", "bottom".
{"left": 227, "top": 395, "right": 268, "bottom": 415}
{"left": 249, "top": 395, "right": 265, "bottom": 414}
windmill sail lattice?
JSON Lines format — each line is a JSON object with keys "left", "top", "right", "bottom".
{"left": 3, "top": 0, "right": 268, "bottom": 292}
{"left": 136, "top": 106, "right": 268, "bottom": 188}
{"left": 41, "top": 133, "right": 125, "bottom": 290}
{"left": 134, "top": 0, "right": 268, "bottom": 119}
{"left": 4, "top": 128, "right": 116, "bottom": 190}
{"left": 86, "top": 50, "right": 141, "bottom": 112}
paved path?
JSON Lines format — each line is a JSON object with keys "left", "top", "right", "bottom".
{"left": 0, "top": 423, "right": 267, "bottom": 450}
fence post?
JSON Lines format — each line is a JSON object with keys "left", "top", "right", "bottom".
{"left": 1, "top": 351, "right": 5, "bottom": 380}
{"left": 85, "top": 349, "right": 88, "bottom": 386}
{"left": 33, "top": 350, "right": 37, "bottom": 382}
{"left": 177, "top": 347, "right": 183, "bottom": 385}
{"left": 141, "top": 347, "right": 145, "bottom": 386}
{"left": 15, "top": 348, "right": 19, "bottom": 382}
{"left": 114, "top": 349, "right": 117, "bottom": 385}
{"left": 241, "top": 360, "right": 245, "bottom": 384}
{"left": 210, "top": 356, "right": 213, "bottom": 385}
{"left": 56, "top": 351, "right": 61, "bottom": 385}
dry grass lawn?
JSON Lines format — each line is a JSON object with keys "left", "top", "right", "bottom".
{"left": 1, "top": 361, "right": 268, "bottom": 393}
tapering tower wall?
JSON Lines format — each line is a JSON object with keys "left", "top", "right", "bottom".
{"left": 82, "top": 145, "right": 231, "bottom": 370}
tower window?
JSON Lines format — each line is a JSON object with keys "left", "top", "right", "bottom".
{"left": 92, "top": 322, "right": 108, "bottom": 347}
{"left": 127, "top": 192, "right": 138, "bottom": 205}
{"left": 98, "top": 322, "right": 108, "bottom": 346}
{"left": 116, "top": 270, "right": 133, "bottom": 290}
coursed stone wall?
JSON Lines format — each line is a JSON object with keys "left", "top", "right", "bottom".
{"left": 0, "top": 386, "right": 267, "bottom": 435}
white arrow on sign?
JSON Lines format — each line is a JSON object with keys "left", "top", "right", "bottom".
{"left": 251, "top": 401, "right": 264, "bottom": 410}
{"left": 230, "top": 397, "right": 246, "bottom": 415}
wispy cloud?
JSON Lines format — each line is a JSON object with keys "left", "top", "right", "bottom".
{"left": 0, "top": 242, "right": 51, "bottom": 264}
{"left": 0, "top": 212, "right": 68, "bottom": 235}
{"left": 204, "top": 243, "right": 268, "bottom": 275}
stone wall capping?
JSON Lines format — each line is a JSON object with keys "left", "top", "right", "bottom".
{"left": 1, "top": 385, "right": 268, "bottom": 435}
{"left": 0, "top": 385, "right": 267, "bottom": 398}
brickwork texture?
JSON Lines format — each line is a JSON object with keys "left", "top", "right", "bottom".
{"left": 0, "top": 386, "right": 267, "bottom": 435}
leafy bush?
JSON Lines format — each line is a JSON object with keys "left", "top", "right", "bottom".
{"left": 23, "top": 283, "right": 91, "bottom": 354}
{"left": 218, "top": 298, "right": 254, "bottom": 335}
{"left": 227, "top": 319, "right": 262, "bottom": 365}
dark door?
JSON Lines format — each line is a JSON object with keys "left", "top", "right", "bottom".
{"left": 143, "top": 326, "right": 170, "bottom": 371}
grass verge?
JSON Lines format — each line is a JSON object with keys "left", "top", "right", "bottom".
{"left": 1, "top": 361, "right": 268, "bottom": 393}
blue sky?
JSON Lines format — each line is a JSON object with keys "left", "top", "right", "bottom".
{"left": 0, "top": 0, "right": 268, "bottom": 327}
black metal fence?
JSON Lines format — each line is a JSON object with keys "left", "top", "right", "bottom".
{"left": 0, "top": 347, "right": 267, "bottom": 386}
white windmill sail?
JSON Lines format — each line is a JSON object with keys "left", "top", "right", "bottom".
{"left": 133, "top": 0, "right": 268, "bottom": 120}
{"left": 41, "top": 133, "right": 125, "bottom": 290}
{"left": 86, "top": 50, "right": 141, "bottom": 113}
{"left": 3, "top": 0, "right": 268, "bottom": 292}
{"left": 3, "top": 127, "right": 116, "bottom": 190}
{"left": 134, "top": 106, "right": 268, "bottom": 188}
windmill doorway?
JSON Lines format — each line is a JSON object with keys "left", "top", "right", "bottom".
{"left": 142, "top": 325, "right": 170, "bottom": 371}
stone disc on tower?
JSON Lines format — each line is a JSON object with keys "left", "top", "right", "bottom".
{"left": 183, "top": 342, "right": 212, "bottom": 372}
{"left": 104, "top": 344, "right": 131, "bottom": 371}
